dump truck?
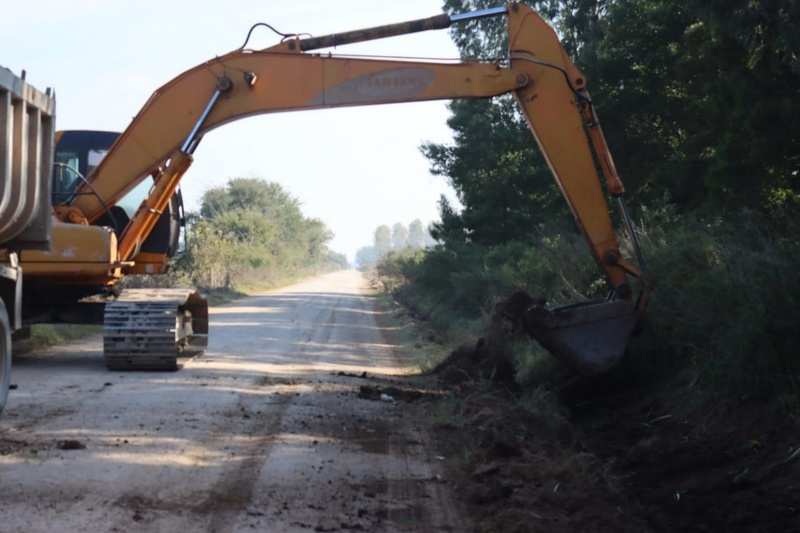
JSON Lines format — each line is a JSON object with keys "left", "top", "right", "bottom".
{"left": 0, "top": 66, "right": 55, "bottom": 413}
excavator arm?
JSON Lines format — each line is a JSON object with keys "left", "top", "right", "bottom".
{"left": 71, "top": 3, "right": 639, "bottom": 286}
{"left": 76, "top": 55, "right": 526, "bottom": 261}
{"left": 57, "top": 3, "right": 646, "bottom": 374}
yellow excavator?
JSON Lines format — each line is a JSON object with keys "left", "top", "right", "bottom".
{"left": 14, "top": 2, "right": 649, "bottom": 375}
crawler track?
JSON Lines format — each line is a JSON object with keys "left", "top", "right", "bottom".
{"left": 103, "top": 289, "right": 208, "bottom": 371}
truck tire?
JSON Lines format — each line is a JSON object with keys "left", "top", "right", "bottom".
{"left": 0, "top": 301, "right": 11, "bottom": 415}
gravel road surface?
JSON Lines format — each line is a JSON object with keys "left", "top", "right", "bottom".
{"left": 0, "top": 271, "right": 464, "bottom": 532}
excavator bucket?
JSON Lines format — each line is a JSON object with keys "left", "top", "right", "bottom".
{"left": 524, "top": 300, "right": 639, "bottom": 376}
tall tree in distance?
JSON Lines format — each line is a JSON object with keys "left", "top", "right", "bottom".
{"left": 357, "top": 219, "right": 432, "bottom": 270}
{"left": 355, "top": 246, "right": 379, "bottom": 270}
{"left": 374, "top": 225, "right": 392, "bottom": 256}
{"left": 408, "top": 219, "right": 426, "bottom": 249}
{"left": 392, "top": 223, "right": 409, "bottom": 250}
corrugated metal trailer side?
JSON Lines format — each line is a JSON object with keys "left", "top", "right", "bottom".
{"left": 0, "top": 65, "right": 55, "bottom": 414}
{"left": 0, "top": 66, "right": 55, "bottom": 250}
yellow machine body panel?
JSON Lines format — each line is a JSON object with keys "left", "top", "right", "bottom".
{"left": 20, "top": 220, "right": 120, "bottom": 284}
{"left": 128, "top": 252, "right": 169, "bottom": 275}
{"left": 71, "top": 60, "right": 521, "bottom": 223}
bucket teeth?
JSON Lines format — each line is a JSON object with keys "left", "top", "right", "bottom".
{"left": 103, "top": 289, "right": 208, "bottom": 371}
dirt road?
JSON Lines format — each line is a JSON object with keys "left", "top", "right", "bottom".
{"left": 0, "top": 271, "right": 464, "bottom": 532}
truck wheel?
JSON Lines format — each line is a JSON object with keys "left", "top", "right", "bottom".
{"left": 0, "top": 301, "right": 11, "bottom": 415}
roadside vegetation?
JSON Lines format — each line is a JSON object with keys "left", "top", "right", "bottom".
{"left": 371, "top": 1, "right": 800, "bottom": 531}
{"left": 354, "top": 219, "right": 434, "bottom": 271}
{"left": 128, "top": 178, "right": 348, "bottom": 296}
{"left": 379, "top": 209, "right": 800, "bottom": 399}
{"left": 21, "top": 325, "right": 103, "bottom": 352}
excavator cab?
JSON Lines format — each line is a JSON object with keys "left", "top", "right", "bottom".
{"left": 53, "top": 130, "right": 185, "bottom": 264}
{"left": 52, "top": 131, "right": 119, "bottom": 214}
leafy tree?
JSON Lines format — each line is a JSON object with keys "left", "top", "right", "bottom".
{"left": 325, "top": 250, "right": 350, "bottom": 270}
{"left": 430, "top": 0, "right": 800, "bottom": 247}
{"left": 355, "top": 246, "right": 380, "bottom": 270}
{"left": 179, "top": 178, "right": 344, "bottom": 288}
{"left": 201, "top": 178, "right": 299, "bottom": 218}
{"left": 600, "top": 0, "right": 800, "bottom": 208}
{"left": 429, "top": 196, "right": 466, "bottom": 245}
{"left": 422, "top": 96, "right": 566, "bottom": 245}
{"left": 374, "top": 225, "right": 392, "bottom": 256}
{"left": 408, "top": 219, "right": 426, "bottom": 249}
{"left": 422, "top": 0, "right": 572, "bottom": 244}
{"left": 392, "top": 223, "right": 409, "bottom": 250}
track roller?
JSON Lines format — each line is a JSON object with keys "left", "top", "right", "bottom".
{"left": 103, "top": 289, "right": 208, "bottom": 371}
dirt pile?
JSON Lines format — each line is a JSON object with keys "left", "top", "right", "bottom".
{"left": 424, "top": 366, "right": 800, "bottom": 532}
{"left": 432, "top": 291, "right": 543, "bottom": 386}
{"left": 573, "top": 381, "right": 800, "bottom": 532}
{"left": 432, "top": 342, "right": 515, "bottom": 386}
{"left": 428, "top": 385, "right": 647, "bottom": 532}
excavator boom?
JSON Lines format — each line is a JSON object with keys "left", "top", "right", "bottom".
{"left": 74, "top": 58, "right": 522, "bottom": 222}
{"left": 36, "top": 3, "right": 647, "bottom": 374}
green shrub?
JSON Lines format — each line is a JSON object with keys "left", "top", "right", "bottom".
{"left": 626, "top": 206, "right": 800, "bottom": 396}
{"left": 377, "top": 206, "right": 800, "bottom": 399}
{"left": 167, "top": 179, "right": 347, "bottom": 291}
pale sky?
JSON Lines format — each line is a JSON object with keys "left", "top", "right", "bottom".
{"left": 1, "top": 0, "right": 465, "bottom": 261}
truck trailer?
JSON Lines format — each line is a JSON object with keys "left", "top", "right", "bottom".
{"left": 0, "top": 66, "right": 55, "bottom": 413}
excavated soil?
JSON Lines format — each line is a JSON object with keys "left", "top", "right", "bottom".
{"left": 572, "top": 380, "right": 800, "bottom": 532}
{"left": 423, "top": 344, "right": 800, "bottom": 532}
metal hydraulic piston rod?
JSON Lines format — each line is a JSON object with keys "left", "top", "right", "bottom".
{"left": 288, "top": 5, "right": 508, "bottom": 51}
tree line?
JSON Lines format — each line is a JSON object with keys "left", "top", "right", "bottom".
{"left": 355, "top": 220, "right": 434, "bottom": 270}
{"left": 426, "top": 0, "right": 799, "bottom": 245}
{"left": 376, "top": 0, "right": 800, "bottom": 399}
{"left": 174, "top": 178, "right": 348, "bottom": 289}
